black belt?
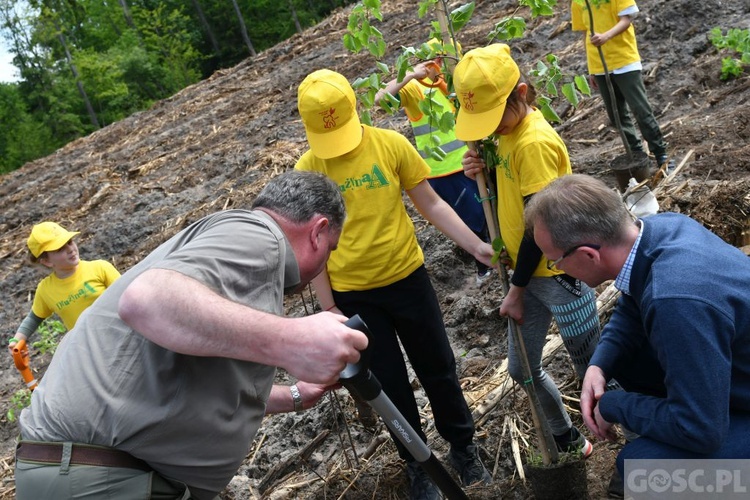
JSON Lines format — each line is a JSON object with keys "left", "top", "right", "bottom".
{"left": 16, "top": 442, "right": 152, "bottom": 472}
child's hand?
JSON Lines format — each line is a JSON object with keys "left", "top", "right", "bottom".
{"left": 461, "top": 149, "right": 486, "bottom": 180}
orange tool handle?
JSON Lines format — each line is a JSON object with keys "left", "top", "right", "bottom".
{"left": 416, "top": 61, "right": 449, "bottom": 94}
{"left": 12, "top": 339, "right": 38, "bottom": 391}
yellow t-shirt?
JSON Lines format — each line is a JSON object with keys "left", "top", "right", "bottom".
{"left": 571, "top": 0, "right": 640, "bottom": 74}
{"left": 295, "top": 125, "right": 431, "bottom": 291}
{"left": 32, "top": 259, "right": 121, "bottom": 329}
{"left": 495, "top": 110, "right": 571, "bottom": 277}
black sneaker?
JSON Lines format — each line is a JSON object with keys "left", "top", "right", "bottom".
{"left": 406, "top": 461, "right": 442, "bottom": 500}
{"left": 448, "top": 443, "right": 492, "bottom": 486}
{"left": 553, "top": 426, "right": 594, "bottom": 458}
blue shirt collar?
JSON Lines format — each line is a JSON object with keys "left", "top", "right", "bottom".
{"left": 614, "top": 219, "right": 644, "bottom": 296}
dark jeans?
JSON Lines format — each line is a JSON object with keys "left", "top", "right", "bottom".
{"left": 595, "top": 71, "right": 667, "bottom": 158}
{"left": 332, "top": 265, "right": 475, "bottom": 461}
{"left": 617, "top": 412, "right": 750, "bottom": 477}
{"left": 612, "top": 350, "right": 750, "bottom": 476}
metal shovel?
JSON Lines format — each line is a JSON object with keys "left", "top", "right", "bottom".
{"left": 339, "top": 314, "right": 468, "bottom": 500}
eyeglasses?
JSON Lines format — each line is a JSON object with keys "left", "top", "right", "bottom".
{"left": 546, "top": 243, "right": 601, "bottom": 270}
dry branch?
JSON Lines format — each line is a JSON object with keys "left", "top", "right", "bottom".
{"left": 257, "top": 430, "right": 330, "bottom": 493}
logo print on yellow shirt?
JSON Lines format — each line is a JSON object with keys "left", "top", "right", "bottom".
{"left": 55, "top": 281, "right": 97, "bottom": 311}
{"left": 498, "top": 152, "right": 514, "bottom": 181}
{"left": 341, "top": 164, "right": 390, "bottom": 192}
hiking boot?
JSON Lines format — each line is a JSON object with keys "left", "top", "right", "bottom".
{"left": 448, "top": 443, "right": 492, "bottom": 486}
{"left": 607, "top": 468, "right": 625, "bottom": 499}
{"left": 406, "top": 461, "right": 442, "bottom": 500}
{"left": 553, "top": 426, "right": 594, "bottom": 459}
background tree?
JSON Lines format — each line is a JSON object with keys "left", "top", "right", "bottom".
{"left": 0, "top": 0, "right": 358, "bottom": 174}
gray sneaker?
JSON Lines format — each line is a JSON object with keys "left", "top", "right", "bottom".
{"left": 448, "top": 443, "right": 492, "bottom": 486}
{"left": 406, "top": 461, "right": 442, "bottom": 500}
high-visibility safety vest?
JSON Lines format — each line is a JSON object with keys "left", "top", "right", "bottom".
{"left": 410, "top": 87, "right": 467, "bottom": 178}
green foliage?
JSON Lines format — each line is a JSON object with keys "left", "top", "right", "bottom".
{"left": 526, "top": 446, "right": 583, "bottom": 466}
{"left": 441, "top": 3, "right": 474, "bottom": 33}
{"left": 346, "top": 0, "right": 590, "bottom": 142}
{"left": 6, "top": 389, "right": 32, "bottom": 422}
{"left": 0, "top": 0, "right": 357, "bottom": 175}
{"left": 488, "top": 17, "right": 527, "bottom": 41}
{"left": 0, "top": 83, "right": 57, "bottom": 173}
{"left": 479, "top": 135, "right": 500, "bottom": 169}
{"left": 708, "top": 27, "right": 750, "bottom": 80}
{"left": 32, "top": 318, "right": 67, "bottom": 356}
{"left": 518, "top": 0, "right": 556, "bottom": 18}
{"left": 529, "top": 53, "right": 591, "bottom": 123}
{"left": 343, "top": 0, "right": 385, "bottom": 57}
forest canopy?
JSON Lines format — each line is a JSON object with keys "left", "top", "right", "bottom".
{"left": 0, "top": 0, "right": 356, "bottom": 174}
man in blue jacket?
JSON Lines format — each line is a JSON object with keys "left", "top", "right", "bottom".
{"left": 524, "top": 174, "right": 750, "bottom": 487}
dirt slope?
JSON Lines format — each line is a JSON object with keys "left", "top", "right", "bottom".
{"left": 1, "top": 0, "right": 749, "bottom": 498}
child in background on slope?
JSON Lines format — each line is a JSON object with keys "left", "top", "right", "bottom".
{"left": 571, "top": 0, "right": 673, "bottom": 171}
{"left": 375, "top": 39, "right": 491, "bottom": 285}
{"left": 455, "top": 44, "right": 600, "bottom": 457}
{"left": 295, "top": 69, "right": 494, "bottom": 500}
{"left": 9, "top": 221, "right": 121, "bottom": 351}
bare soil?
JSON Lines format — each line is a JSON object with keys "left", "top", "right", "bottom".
{"left": 0, "top": 1, "right": 748, "bottom": 498}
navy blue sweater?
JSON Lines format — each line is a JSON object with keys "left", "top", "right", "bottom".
{"left": 592, "top": 213, "right": 750, "bottom": 454}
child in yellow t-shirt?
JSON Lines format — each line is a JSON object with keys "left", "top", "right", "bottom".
{"left": 9, "top": 222, "right": 121, "bottom": 350}
{"left": 374, "top": 41, "right": 491, "bottom": 283}
{"left": 571, "top": 0, "right": 671, "bottom": 170}
{"left": 455, "top": 44, "right": 602, "bottom": 459}
{"left": 295, "top": 69, "right": 494, "bottom": 498}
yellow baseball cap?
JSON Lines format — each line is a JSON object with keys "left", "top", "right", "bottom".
{"left": 297, "top": 69, "right": 362, "bottom": 159}
{"left": 27, "top": 221, "right": 80, "bottom": 258}
{"left": 453, "top": 44, "right": 521, "bottom": 141}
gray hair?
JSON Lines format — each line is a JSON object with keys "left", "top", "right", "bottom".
{"left": 252, "top": 170, "right": 346, "bottom": 231}
{"left": 524, "top": 174, "right": 632, "bottom": 249}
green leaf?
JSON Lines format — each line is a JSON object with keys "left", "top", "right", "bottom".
{"left": 535, "top": 60, "right": 549, "bottom": 77}
{"left": 539, "top": 101, "right": 561, "bottom": 123}
{"left": 574, "top": 74, "right": 591, "bottom": 96}
{"left": 360, "top": 109, "right": 373, "bottom": 126}
{"left": 545, "top": 80, "right": 558, "bottom": 97}
{"left": 450, "top": 2, "right": 476, "bottom": 32}
{"left": 418, "top": 0, "right": 436, "bottom": 18}
{"left": 379, "top": 92, "right": 401, "bottom": 114}
{"left": 561, "top": 82, "right": 579, "bottom": 106}
{"left": 438, "top": 111, "right": 456, "bottom": 133}
{"left": 351, "top": 77, "right": 371, "bottom": 89}
{"left": 490, "top": 236, "right": 505, "bottom": 265}
{"left": 363, "top": 0, "right": 382, "bottom": 11}
{"left": 429, "top": 147, "right": 447, "bottom": 161}
{"left": 492, "top": 237, "right": 505, "bottom": 251}
{"left": 489, "top": 17, "right": 527, "bottom": 41}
